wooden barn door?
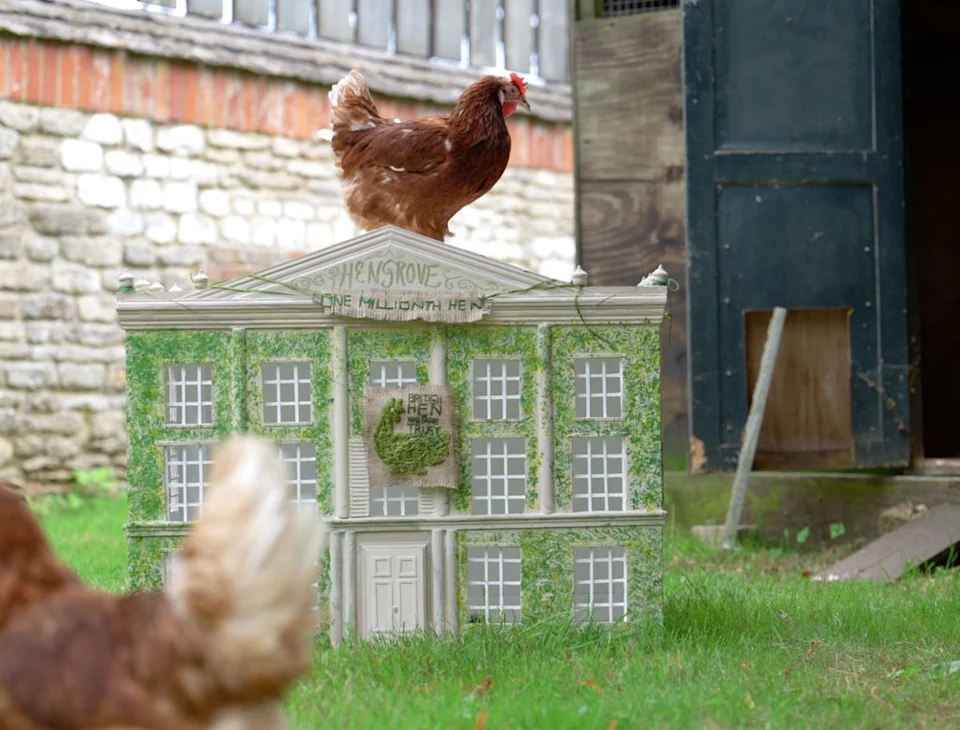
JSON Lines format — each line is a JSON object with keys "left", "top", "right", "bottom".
{"left": 683, "top": 0, "right": 910, "bottom": 471}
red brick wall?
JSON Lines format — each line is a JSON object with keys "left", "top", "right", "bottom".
{"left": 0, "top": 36, "right": 572, "bottom": 173}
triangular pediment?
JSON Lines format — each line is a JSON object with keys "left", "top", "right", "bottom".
{"left": 185, "top": 226, "right": 560, "bottom": 300}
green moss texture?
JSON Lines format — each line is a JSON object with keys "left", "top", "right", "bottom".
{"left": 551, "top": 325, "right": 663, "bottom": 511}
{"left": 458, "top": 526, "right": 663, "bottom": 628}
{"left": 447, "top": 325, "right": 540, "bottom": 512}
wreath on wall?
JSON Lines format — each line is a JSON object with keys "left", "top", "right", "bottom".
{"left": 363, "top": 385, "right": 459, "bottom": 489}
{"left": 373, "top": 397, "right": 451, "bottom": 476}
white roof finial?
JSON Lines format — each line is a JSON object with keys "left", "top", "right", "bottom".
{"left": 639, "top": 265, "right": 669, "bottom": 288}
{"left": 149, "top": 280, "right": 166, "bottom": 293}
{"left": 118, "top": 270, "right": 134, "bottom": 294}
{"left": 133, "top": 276, "right": 150, "bottom": 292}
{"left": 192, "top": 269, "right": 209, "bottom": 290}
{"left": 571, "top": 265, "right": 588, "bottom": 287}
{"left": 168, "top": 282, "right": 183, "bottom": 295}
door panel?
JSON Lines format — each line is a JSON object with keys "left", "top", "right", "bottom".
{"left": 714, "top": 0, "right": 874, "bottom": 152}
{"left": 684, "top": 0, "right": 909, "bottom": 470}
{"left": 362, "top": 545, "right": 426, "bottom": 637}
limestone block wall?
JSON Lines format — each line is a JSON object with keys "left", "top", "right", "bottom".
{"left": 0, "top": 35, "right": 574, "bottom": 489}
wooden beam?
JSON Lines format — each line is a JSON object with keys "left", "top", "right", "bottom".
{"left": 720, "top": 307, "right": 787, "bottom": 550}
{"left": 504, "top": 0, "right": 533, "bottom": 72}
{"left": 187, "top": 0, "right": 223, "bottom": 19}
{"left": 574, "top": 11, "right": 683, "bottom": 180}
{"left": 469, "top": 0, "right": 498, "bottom": 68}
{"left": 539, "top": 0, "right": 570, "bottom": 81}
{"left": 276, "top": 0, "right": 311, "bottom": 34}
{"left": 397, "top": 0, "right": 431, "bottom": 57}
{"left": 233, "top": 0, "right": 269, "bottom": 27}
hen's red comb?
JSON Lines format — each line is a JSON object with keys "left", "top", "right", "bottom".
{"left": 510, "top": 72, "right": 528, "bottom": 95}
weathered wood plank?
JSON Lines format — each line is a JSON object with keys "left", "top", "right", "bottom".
{"left": 538, "top": 0, "right": 569, "bottom": 81}
{"left": 357, "top": 0, "right": 390, "bottom": 49}
{"left": 815, "top": 504, "right": 960, "bottom": 581}
{"left": 187, "top": 0, "right": 223, "bottom": 18}
{"left": 577, "top": 177, "right": 687, "bottom": 462}
{"left": 318, "top": 0, "right": 354, "bottom": 42}
{"left": 432, "top": 0, "right": 465, "bottom": 62}
{"left": 746, "top": 309, "right": 855, "bottom": 470}
{"left": 578, "top": 179, "right": 684, "bottom": 286}
{"left": 504, "top": 0, "right": 532, "bottom": 72}
{"left": 469, "top": 0, "right": 498, "bottom": 68}
{"left": 397, "top": 0, "right": 431, "bottom": 56}
{"left": 276, "top": 0, "right": 311, "bottom": 34}
{"left": 575, "top": 11, "right": 683, "bottom": 180}
{"left": 0, "top": 0, "right": 572, "bottom": 120}
{"left": 576, "top": 0, "right": 600, "bottom": 20}
{"left": 233, "top": 0, "right": 269, "bottom": 27}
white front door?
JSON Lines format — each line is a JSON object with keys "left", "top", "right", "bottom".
{"left": 362, "top": 544, "right": 426, "bottom": 637}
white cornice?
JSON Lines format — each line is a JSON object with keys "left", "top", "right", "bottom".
{"left": 327, "top": 511, "right": 667, "bottom": 531}
{"left": 117, "top": 227, "right": 669, "bottom": 328}
{"left": 125, "top": 510, "right": 666, "bottom": 538}
{"left": 117, "top": 289, "right": 668, "bottom": 329}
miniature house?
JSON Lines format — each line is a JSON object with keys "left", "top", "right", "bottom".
{"left": 118, "top": 226, "right": 669, "bottom": 641}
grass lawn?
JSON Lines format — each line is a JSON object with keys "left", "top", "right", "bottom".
{"left": 39, "top": 495, "right": 960, "bottom": 729}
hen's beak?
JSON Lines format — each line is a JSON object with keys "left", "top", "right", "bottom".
{"left": 520, "top": 98, "right": 531, "bottom": 112}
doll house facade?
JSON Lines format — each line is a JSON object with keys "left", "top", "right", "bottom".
{"left": 117, "top": 225, "right": 669, "bottom": 642}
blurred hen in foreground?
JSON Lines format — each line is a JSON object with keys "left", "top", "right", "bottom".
{"left": 325, "top": 68, "right": 530, "bottom": 241}
{"left": 0, "top": 436, "right": 325, "bottom": 730}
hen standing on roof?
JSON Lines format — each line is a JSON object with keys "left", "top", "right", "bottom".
{"left": 324, "top": 69, "right": 530, "bottom": 242}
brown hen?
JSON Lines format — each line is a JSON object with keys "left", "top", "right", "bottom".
{"left": 326, "top": 68, "right": 530, "bottom": 241}
{"left": 0, "top": 481, "right": 83, "bottom": 634}
{"left": 0, "top": 436, "right": 325, "bottom": 730}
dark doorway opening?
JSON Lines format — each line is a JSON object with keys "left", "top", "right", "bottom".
{"left": 902, "top": 0, "right": 960, "bottom": 460}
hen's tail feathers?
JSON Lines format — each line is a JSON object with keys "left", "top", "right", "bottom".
{"left": 0, "top": 482, "right": 83, "bottom": 631}
{"left": 326, "top": 69, "right": 384, "bottom": 143}
{"left": 167, "top": 436, "right": 326, "bottom": 694}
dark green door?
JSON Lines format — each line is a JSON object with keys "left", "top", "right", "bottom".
{"left": 683, "top": 0, "right": 910, "bottom": 471}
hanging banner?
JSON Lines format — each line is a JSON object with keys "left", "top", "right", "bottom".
{"left": 313, "top": 290, "right": 490, "bottom": 323}
{"left": 362, "top": 385, "right": 459, "bottom": 489}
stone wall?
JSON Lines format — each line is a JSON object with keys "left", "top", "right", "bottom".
{"left": 0, "top": 36, "right": 575, "bottom": 489}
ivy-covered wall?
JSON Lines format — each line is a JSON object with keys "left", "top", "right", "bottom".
{"left": 457, "top": 526, "right": 663, "bottom": 628}
{"left": 243, "top": 330, "right": 334, "bottom": 515}
{"left": 126, "top": 528, "right": 331, "bottom": 635}
{"left": 124, "top": 327, "right": 334, "bottom": 605}
{"left": 552, "top": 325, "right": 663, "bottom": 511}
{"left": 127, "top": 531, "right": 184, "bottom": 591}
{"left": 347, "top": 327, "right": 433, "bottom": 435}
{"left": 123, "top": 318, "right": 663, "bottom": 635}
{"left": 125, "top": 330, "right": 234, "bottom": 523}
{"left": 447, "top": 325, "right": 540, "bottom": 513}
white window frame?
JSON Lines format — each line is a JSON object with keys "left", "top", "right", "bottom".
{"left": 572, "top": 436, "right": 627, "bottom": 513}
{"left": 471, "top": 437, "right": 527, "bottom": 515}
{"left": 472, "top": 359, "right": 522, "bottom": 421}
{"left": 165, "top": 363, "right": 214, "bottom": 427}
{"left": 262, "top": 361, "right": 313, "bottom": 426}
{"left": 369, "top": 485, "right": 419, "bottom": 517}
{"left": 573, "top": 547, "right": 628, "bottom": 624}
{"left": 278, "top": 442, "right": 318, "bottom": 509}
{"left": 164, "top": 443, "right": 212, "bottom": 522}
{"left": 368, "top": 360, "right": 420, "bottom": 513}
{"left": 467, "top": 546, "right": 522, "bottom": 624}
{"left": 369, "top": 360, "right": 418, "bottom": 388}
{"left": 575, "top": 356, "right": 625, "bottom": 420}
